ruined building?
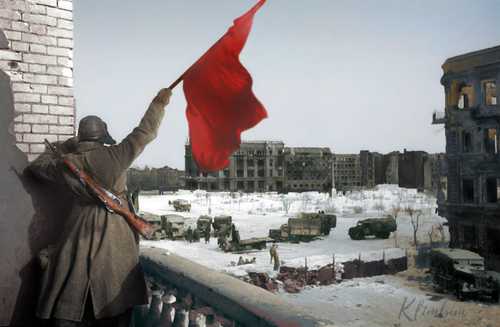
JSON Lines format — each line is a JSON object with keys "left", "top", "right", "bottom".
{"left": 434, "top": 45, "right": 500, "bottom": 271}
{"left": 185, "top": 142, "right": 333, "bottom": 193}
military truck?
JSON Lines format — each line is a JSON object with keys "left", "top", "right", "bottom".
{"left": 212, "top": 215, "right": 232, "bottom": 237}
{"left": 269, "top": 212, "right": 337, "bottom": 242}
{"left": 196, "top": 215, "right": 212, "bottom": 233}
{"left": 220, "top": 237, "right": 271, "bottom": 252}
{"left": 430, "top": 248, "right": 500, "bottom": 302}
{"left": 170, "top": 199, "right": 191, "bottom": 212}
{"left": 348, "top": 217, "right": 396, "bottom": 240}
{"left": 161, "top": 214, "right": 186, "bottom": 239}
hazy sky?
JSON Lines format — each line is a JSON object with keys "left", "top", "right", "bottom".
{"left": 73, "top": 0, "right": 500, "bottom": 169}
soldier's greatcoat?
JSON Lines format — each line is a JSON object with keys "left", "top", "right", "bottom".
{"left": 29, "top": 99, "right": 165, "bottom": 321}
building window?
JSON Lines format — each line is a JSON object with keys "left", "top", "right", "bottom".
{"left": 486, "top": 178, "right": 500, "bottom": 203}
{"left": 223, "top": 169, "right": 229, "bottom": 177}
{"left": 248, "top": 169, "right": 255, "bottom": 177}
{"left": 463, "top": 225, "right": 476, "bottom": 249}
{"left": 223, "top": 181, "right": 230, "bottom": 190}
{"left": 258, "top": 169, "right": 265, "bottom": 178}
{"left": 237, "top": 181, "right": 244, "bottom": 189}
{"left": 258, "top": 181, "right": 265, "bottom": 189}
{"left": 487, "top": 228, "right": 500, "bottom": 255}
{"left": 237, "top": 169, "right": 244, "bottom": 178}
{"left": 462, "top": 131, "right": 473, "bottom": 152}
{"left": 462, "top": 179, "right": 474, "bottom": 203}
{"left": 458, "top": 85, "right": 472, "bottom": 109}
{"left": 483, "top": 80, "right": 497, "bottom": 106}
{"left": 484, "top": 128, "right": 498, "bottom": 154}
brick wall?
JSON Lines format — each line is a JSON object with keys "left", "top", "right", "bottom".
{"left": 0, "top": 0, "right": 74, "bottom": 161}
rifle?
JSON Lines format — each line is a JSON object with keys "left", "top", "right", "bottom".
{"left": 44, "top": 139, "right": 159, "bottom": 240}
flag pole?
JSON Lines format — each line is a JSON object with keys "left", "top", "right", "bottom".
{"left": 168, "top": 75, "right": 184, "bottom": 90}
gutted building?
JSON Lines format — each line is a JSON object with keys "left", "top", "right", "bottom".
{"left": 284, "top": 147, "right": 333, "bottom": 193}
{"left": 434, "top": 45, "right": 500, "bottom": 271}
{"left": 333, "top": 153, "right": 361, "bottom": 192}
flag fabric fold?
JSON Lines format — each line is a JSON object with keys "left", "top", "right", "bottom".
{"left": 182, "top": 0, "right": 267, "bottom": 172}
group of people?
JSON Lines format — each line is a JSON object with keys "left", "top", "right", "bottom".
{"left": 185, "top": 223, "right": 211, "bottom": 243}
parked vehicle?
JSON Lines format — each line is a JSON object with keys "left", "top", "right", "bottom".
{"left": 213, "top": 215, "right": 232, "bottom": 237}
{"left": 269, "top": 212, "right": 336, "bottom": 242}
{"left": 430, "top": 248, "right": 500, "bottom": 302}
{"left": 196, "top": 215, "right": 213, "bottom": 233}
{"left": 348, "top": 217, "right": 396, "bottom": 240}
{"left": 161, "top": 214, "right": 186, "bottom": 239}
{"left": 169, "top": 199, "right": 191, "bottom": 212}
{"left": 220, "top": 237, "right": 271, "bottom": 252}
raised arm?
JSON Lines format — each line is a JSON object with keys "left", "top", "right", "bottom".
{"left": 109, "top": 88, "right": 172, "bottom": 171}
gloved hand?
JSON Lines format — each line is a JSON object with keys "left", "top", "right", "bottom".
{"left": 154, "top": 88, "right": 172, "bottom": 107}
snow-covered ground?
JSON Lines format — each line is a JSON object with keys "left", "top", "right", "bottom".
{"left": 139, "top": 186, "right": 500, "bottom": 327}
{"left": 140, "top": 185, "right": 447, "bottom": 277}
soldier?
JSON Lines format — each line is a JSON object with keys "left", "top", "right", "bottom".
{"left": 231, "top": 223, "right": 240, "bottom": 244}
{"left": 28, "top": 89, "right": 172, "bottom": 326}
{"left": 270, "top": 243, "right": 280, "bottom": 271}
{"left": 186, "top": 226, "right": 193, "bottom": 243}
{"left": 192, "top": 228, "right": 200, "bottom": 242}
{"left": 204, "top": 224, "right": 211, "bottom": 244}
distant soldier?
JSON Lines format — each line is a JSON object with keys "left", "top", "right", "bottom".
{"left": 231, "top": 223, "right": 240, "bottom": 244}
{"left": 192, "top": 228, "right": 200, "bottom": 242}
{"left": 270, "top": 243, "right": 280, "bottom": 271}
{"left": 204, "top": 224, "right": 211, "bottom": 244}
{"left": 186, "top": 226, "right": 193, "bottom": 243}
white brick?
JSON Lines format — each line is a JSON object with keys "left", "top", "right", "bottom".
{"left": 0, "top": 9, "right": 21, "bottom": 20}
{"left": 28, "top": 153, "right": 39, "bottom": 162}
{"left": 32, "top": 104, "right": 49, "bottom": 113}
{"left": 23, "top": 53, "right": 56, "bottom": 65}
{"left": 14, "top": 103, "right": 31, "bottom": 113}
{"left": 49, "top": 105, "right": 72, "bottom": 115}
{"left": 22, "top": 73, "right": 57, "bottom": 85}
{"left": 33, "top": 0, "right": 57, "bottom": 7}
{"left": 15, "top": 133, "right": 23, "bottom": 142}
{"left": 29, "top": 64, "right": 46, "bottom": 73}
{"left": 14, "top": 124, "right": 31, "bottom": 132}
{"left": 29, "top": 4, "right": 47, "bottom": 15}
{"left": 14, "top": 93, "right": 40, "bottom": 103}
{"left": 30, "top": 84, "right": 48, "bottom": 93}
{"left": 16, "top": 142, "right": 29, "bottom": 152}
{"left": 30, "top": 24, "right": 47, "bottom": 35}
{"left": 22, "top": 33, "right": 57, "bottom": 46}
{"left": 23, "top": 113, "right": 58, "bottom": 124}
{"left": 12, "top": 82, "right": 31, "bottom": 92}
{"left": 10, "top": 0, "right": 29, "bottom": 11}
{"left": 47, "top": 7, "right": 72, "bottom": 20}
{"left": 4, "top": 30, "right": 22, "bottom": 41}
{"left": 24, "top": 133, "right": 57, "bottom": 143}
{"left": 14, "top": 114, "right": 23, "bottom": 122}
{"left": 57, "top": 56, "right": 72, "bottom": 68}
{"left": 0, "top": 50, "right": 22, "bottom": 61}
{"left": 47, "top": 46, "right": 70, "bottom": 57}
{"left": 30, "top": 143, "right": 46, "bottom": 153}
{"left": 41, "top": 95, "right": 57, "bottom": 104}
{"left": 58, "top": 96, "right": 73, "bottom": 106}
{"left": 57, "top": 19, "right": 72, "bottom": 30}
{"left": 57, "top": 38, "right": 73, "bottom": 48}
{"left": 47, "top": 27, "right": 71, "bottom": 38}
{"left": 32, "top": 124, "right": 49, "bottom": 133}
{"left": 57, "top": 0, "right": 72, "bottom": 11}
{"left": 30, "top": 43, "right": 47, "bottom": 54}
{"left": 47, "top": 66, "right": 71, "bottom": 77}
{"left": 48, "top": 85, "right": 72, "bottom": 96}
{"left": 49, "top": 125, "right": 72, "bottom": 134}
{"left": 22, "top": 14, "right": 57, "bottom": 27}
{"left": 0, "top": 18, "right": 11, "bottom": 29}
{"left": 58, "top": 76, "right": 72, "bottom": 86}
{"left": 11, "top": 21, "right": 29, "bottom": 32}
{"left": 59, "top": 115, "right": 74, "bottom": 125}
{"left": 11, "top": 41, "right": 29, "bottom": 52}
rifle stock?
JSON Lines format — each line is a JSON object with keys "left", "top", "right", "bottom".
{"left": 44, "top": 139, "right": 158, "bottom": 240}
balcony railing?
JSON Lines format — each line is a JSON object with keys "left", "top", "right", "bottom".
{"left": 137, "top": 247, "right": 328, "bottom": 327}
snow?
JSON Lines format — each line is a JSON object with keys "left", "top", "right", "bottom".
{"left": 140, "top": 185, "right": 447, "bottom": 278}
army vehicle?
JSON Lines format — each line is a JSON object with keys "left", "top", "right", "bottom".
{"left": 220, "top": 237, "right": 271, "bottom": 252}
{"left": 430, "top": 248, "right": 500, "bottom": 302}
{"left": 161, "top": 214, "right": 186, "bottom": 239}
{"left": 213, "top": 215, "right": 232, "bottom": 237}
{"left": 196, "top": 215, "right": 213, "bottom": 233}
{"left": 269, "top": 212, "right": 337, "bottom": 242}
{"left": 170, "top": 199, "right": 191, "bottom": 212}
{"left": 348, "top": 217, "right": 396, "bottom": 240}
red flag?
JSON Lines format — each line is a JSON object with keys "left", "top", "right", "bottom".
{"left": 182, "top": 0, "right": 267, "bottom": 172}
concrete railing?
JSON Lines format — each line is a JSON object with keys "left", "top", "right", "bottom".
{"left": 138, "top": 247, "right": 329, "bottom": 327}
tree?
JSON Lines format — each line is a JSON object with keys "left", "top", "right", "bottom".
{"left": 405, "top": 206, "right": 424, "bottom": 248}
{"left": 281, "top": 195, "right": 294, "bottom": 214}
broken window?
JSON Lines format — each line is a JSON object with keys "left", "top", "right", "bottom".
{"left": 237, "top": 169, "right": 244, "bottom": 178}
{"left": 483, "top": 80, "right": 497, "bottom": 106}
{"left": 458, "top": 85, "right": 473, "bottom": 109}
{"left": 463, "top": 225, "right": 476, "bottom": 248}
{"left": 485, "top": 178, "right": 500, "bottom": 203}
{"left": 463, "top": 179, "right": 474, "bottom": 203}
{"left": 462, "top": 131, "right": 472, "bottom": 152}
{"left": 237, "top": 181, "right": 244, "bottom": 189}
{"left": 484, "top": 128, "right": 498, "bottom": 154}
{"left": 487, "top": 228, "right": 500, "bottom": 255}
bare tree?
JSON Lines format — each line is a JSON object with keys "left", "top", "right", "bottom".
{"left": 405, "top": 206, "right": 424, "bottom": 248}
{"left": 281, "top": 196, "right": 294, "bottom": 214}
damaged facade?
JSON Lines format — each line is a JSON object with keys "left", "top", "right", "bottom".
{"left": 434, "top": 45, "right": 500, "bottom": 271}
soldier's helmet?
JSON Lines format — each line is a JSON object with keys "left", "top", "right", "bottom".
{"left": 77, "top": 115, "right": 116, "bottom": 145}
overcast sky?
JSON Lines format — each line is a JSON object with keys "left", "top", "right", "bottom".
{"left": 73, "top": 0, "right": 500, "bottom": 169}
